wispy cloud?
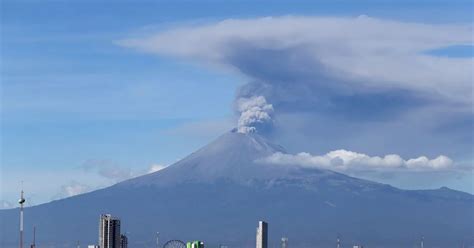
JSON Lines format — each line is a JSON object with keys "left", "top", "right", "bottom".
{"left": 52, "top": 181, "right": 92, "bottom": 200}
{"left": 165, "top": 118, "right": 234, "bottom": 140}
{"left": 49, "top": 161, "right": 169, "bottom": 201}
{"left": 0, "top": 200, "right": 15, "bottom": 209}
{"left": 2, "top": 160, "right": 170, "bottom": 205}
{"left": 119, "top": 16, "right": 472, "bottom": 105}
{"left": 81, "top": 159, "right": 170, "bottom": 180}
{"left": 81, "top": 159, "right": 134, "bottom": 182}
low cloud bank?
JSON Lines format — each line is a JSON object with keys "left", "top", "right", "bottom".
{"left": 261, "top": 150, "right": 454, "bottom": 172}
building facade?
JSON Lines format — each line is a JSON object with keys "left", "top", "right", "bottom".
{"left": 99, "top": 214, "right": 121, "bottom": 248}
{"left": 120, "top": 234, "right": 128, "bottom": 248}
{"left": 186, "top": 241, "right": 204, "bottom": 248}
{"left": 256, "top": 221, "right": 268, "bottom": 248}
{"left": 281, "top": 237, "right": 288, "bottom": 248}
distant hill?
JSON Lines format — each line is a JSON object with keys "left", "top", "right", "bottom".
{"left": 1, "top": 131, "right": 473, "bottom": 248}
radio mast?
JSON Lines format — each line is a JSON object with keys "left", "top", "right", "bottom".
{"left": 18, "top": 183, "right": 26, "bottom": 248}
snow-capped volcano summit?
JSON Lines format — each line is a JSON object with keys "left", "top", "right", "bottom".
{"left": 0, "top": 131, "right": 472, "bottom": 248}
{"left": 122, "top": 130, "right": 383, "bottom": 191}
{"left": 122, "top": 130, "right": 289, "bottom": 186}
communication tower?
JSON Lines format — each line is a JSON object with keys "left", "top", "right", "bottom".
{"left": 18, "top": 184, "right": 26, "bottom": 248}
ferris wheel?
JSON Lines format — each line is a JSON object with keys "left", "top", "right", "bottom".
{"left": 162, "top": 240, "right": 186, "bottom": 248}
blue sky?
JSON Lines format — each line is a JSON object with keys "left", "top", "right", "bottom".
{"left": 1, "top": 0, "right": 473, "bottom": 206}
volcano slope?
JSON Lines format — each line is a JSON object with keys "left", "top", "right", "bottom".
{"left": 1, "top": 131, "right": 472, "bottom": 247}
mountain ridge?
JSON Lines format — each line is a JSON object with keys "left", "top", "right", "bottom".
{"left": 117, "top": 131, "right": 390, "bottom": 193}
{"left": 1, "top": 131, "right": 472, "bottom": 248}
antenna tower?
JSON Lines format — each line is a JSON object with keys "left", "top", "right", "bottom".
{"left": 18, "top": 182, "right": 26, "bottom": 248}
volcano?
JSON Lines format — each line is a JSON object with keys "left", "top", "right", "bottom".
{"left": 1, "top": 131, "right": 473, "bottom": 248}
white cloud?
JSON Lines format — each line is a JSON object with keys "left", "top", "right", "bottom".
{"left": 147, "top": 164, "right": 168, "bottom": 173}
{"left": 119, "top": 16, "right": 473, "bottom": 106}
{"left": 49, "top": 162, "right": 169, "bottom": 201}
{"left": 52, "top": 181, "right": 92, "bottom": 200}
{"left": 261, "top": 150, "right": 454, "bottom": 172}
{"left": 236, "top": 96, "right": 273, "bottom": 133}
{"left": 82, "top": 159, "right": 172, "bottom": 180}
{"left": 0, "top": 200, "right": 15, "bottom": 209}
{"left": 2, "top": 160, "right": 170, "bottom": 206}
{"left": 81, "top": 159, "right": 133, "bottom": 182}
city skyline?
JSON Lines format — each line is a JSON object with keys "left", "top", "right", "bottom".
{"left": 14, "top": 209, "right": 430, "bottom": 248}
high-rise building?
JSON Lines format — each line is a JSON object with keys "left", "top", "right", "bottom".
{"left": 99, "top": 214, "right": 121, "bottom": 248}
{"left": 120, "top": 234, "right": 128, "bottom": 248}
{"left": 281, "top": 237, "right": 288, "bottom": 248}
{"left": 256, "top": 221, "right": 268, "bottom": 248}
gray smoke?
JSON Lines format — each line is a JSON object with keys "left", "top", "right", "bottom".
{"left": 236, "top": 96, "right": 273, "bottom": 133}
